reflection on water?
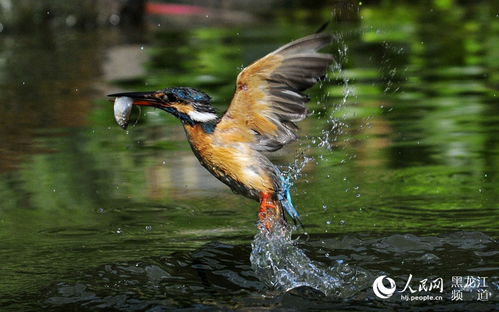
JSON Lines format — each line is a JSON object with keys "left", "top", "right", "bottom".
{"left": 0, "top": 1, "right": 498, "bottom": 311}
{"left": 0, "top": 31, "right": 103, "bottom": 171}
{"left": 39, "top": 231, "right": 497, "bottom": 311}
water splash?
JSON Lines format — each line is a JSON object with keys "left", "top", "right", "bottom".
{"left": 250, "top": 35, "right": 373, "bottom": 297}
{"left": 250, "top": 221, "right": 371, "bottom": 297}
{"left": 283, "top": 37, "right": 353, "bottom": 183}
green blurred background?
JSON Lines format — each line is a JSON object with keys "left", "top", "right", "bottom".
{"left": 0, "top": 0, "right": 497, "bottom": 308}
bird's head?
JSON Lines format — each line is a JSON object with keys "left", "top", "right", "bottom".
{"left": 109, "top": 87, "right": 218, "bottom": 126}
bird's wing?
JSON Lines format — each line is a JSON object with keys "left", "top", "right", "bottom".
{"left": 215, "top": 33, "right": 333, "bottom": 152}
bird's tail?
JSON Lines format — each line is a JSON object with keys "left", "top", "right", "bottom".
{"left": 277, "top": 176, "right": 303, "bottom": 228}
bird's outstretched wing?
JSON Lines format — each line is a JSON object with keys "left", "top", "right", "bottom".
{"left": 215, "top": 33, "right": 334, "bottom": 152}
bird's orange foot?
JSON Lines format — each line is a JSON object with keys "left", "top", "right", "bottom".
{"left": 258, "top": 192, "right": 278, "bottom": 231}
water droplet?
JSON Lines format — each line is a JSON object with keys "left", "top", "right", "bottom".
{"left": 52, "top": 188, "right": 56, "bottom": 192}
{"left": 116, "top": 228, "right": 122, "bottom": 234}
{"left": 339, "top": 220, "right": 346, "bottom": 225}
{"left": 162, "top": 160, "right": 167, "bottom": 165}
{"left": 65, "top": 15, "right": 77, "bottom": 27}
{"left": 140, "top": 46, "right": 144, "bottom": 50}
{"left": 97, "top": 207, "right": 105, "bottom": 213}
{"left": 355, "top": 193, "right": 361, "bottom": 198}
{"left": 326, "top": 220, "right": 331, "bottom": 225}
{"left": 109, "top": 14, "right": 120, "bottom": 26}
{"left": 322, "top": 204, "right": 328, "bottom": 210}
{"left": 145, "top": 225, "right": 152, "bottom": 231}
{"left": 157, "top": 23, "right": 161, "bottom": 27}
{"left": 22, "top": 81, "right": 26, "bottom": 85}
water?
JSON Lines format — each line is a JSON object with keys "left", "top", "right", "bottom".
{"left": 1, "top": 1, "right": 498, "bottom": 311}
{"left": 250, "top": 222, "right": 372, "bottom": 298}
{"left": 15, "top": 231, "right": 497, "bottom": 311}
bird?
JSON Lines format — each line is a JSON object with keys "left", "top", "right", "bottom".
{"left": 109, "top": 33, "right": 333, "bottom": 230}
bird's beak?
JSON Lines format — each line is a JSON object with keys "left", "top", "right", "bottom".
{"left": 107, "top": 91, "right": 162, "bottom": 106}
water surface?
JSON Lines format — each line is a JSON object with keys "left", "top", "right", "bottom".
{"left": 0, "top": 2, "right": 497, "bottom": 311}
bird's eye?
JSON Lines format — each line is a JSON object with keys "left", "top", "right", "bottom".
{"left": 165, "top": 93, "right": 178, "bottom": 102}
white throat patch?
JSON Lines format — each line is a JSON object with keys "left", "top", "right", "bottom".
{"left": 188, "top": 111, "right": 218, "bottom": 122}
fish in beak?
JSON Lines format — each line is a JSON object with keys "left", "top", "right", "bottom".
{"left": 108, "top": 91, "right": 162, "bottom": 130}
{"left": 113, "top": 96, "right": 133, "bottom": 129}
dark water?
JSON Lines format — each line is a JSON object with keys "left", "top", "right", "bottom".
{"left": 0, "top": 1, "right": 498, "bottom": 311}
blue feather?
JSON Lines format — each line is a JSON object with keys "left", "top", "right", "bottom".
{"left": 277, "top": 175, "right": 302, "bottom": 226}
{"left": 169, "top": 87, "right": 211, "bottom": 104}
{"left": 201, "top": 122, "right": 217, "bottom": 134}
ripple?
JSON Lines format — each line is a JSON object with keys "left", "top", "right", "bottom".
{"left": 23, "top": 231, "right": 496, "bottom": 311}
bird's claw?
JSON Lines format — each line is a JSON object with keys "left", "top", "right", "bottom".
{"left": 258, "top": 202, "right": 276, "bottom": 221}
{"left": 258, "top": 192, "right": 279, "bottom": 231}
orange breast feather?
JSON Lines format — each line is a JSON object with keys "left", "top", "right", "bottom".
{"left": 183, "top": 124, "right": 274, "bottom": 194}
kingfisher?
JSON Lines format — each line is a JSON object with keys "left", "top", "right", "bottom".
{"left": 109, "top": 33, "right": 333, "bottom": 230}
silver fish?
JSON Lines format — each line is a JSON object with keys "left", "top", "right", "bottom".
{"left": 113, "top": 96, "right": 133, "bottom": 129}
